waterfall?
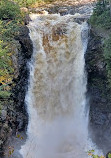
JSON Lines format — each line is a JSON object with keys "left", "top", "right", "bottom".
{"left": 20, "top": 13, "right": 93, "bottom": 158}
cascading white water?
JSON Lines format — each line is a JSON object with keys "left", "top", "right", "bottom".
{"left": 20, "top": 13, "right": 96, "bottom": 158}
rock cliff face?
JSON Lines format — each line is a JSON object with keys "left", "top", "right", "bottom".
{"left": 1, "top": 1, "right": 110, "bottom": 156}
{"left": 13, "top": 26, "right": 33, "bottom": 131}
{"left": 86, "top": 28, "right": 111, "bottom": 154}
{"left": 0, "top": 25, "right": 33, "bottom": 157}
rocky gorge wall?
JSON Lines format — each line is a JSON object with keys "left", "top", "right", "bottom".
{"left": 1, "top": 1, "right": 111, "bottom": 157}
{"left": 13, "top": 25, "right": 33, "bottom": 131}
{"left": 86, "top": 28, "right": 111, "bottom": 154}
{"left": 0, "top": 24, "right": 33, "bottom": 157}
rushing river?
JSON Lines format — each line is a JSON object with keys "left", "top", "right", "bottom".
{"left": 20, "top": 13, "right": 101, "bottom": 158}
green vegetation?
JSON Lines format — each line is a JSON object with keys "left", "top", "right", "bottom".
{"left": 89, "top": 0, "right": 111, "bottom": 29}
{"left": 90, "top": 0, "right": 111, "bottom": 87}
{"left": 88, "top": 150, "right": 105, "bottom": 158}
{"left": 9, "top": 0, "right": 56, "bottom": 7}
{"left": 108, "top": 153, "right": 111, "bottom": 158}
{"left": 0, "top": 41, "right": 12, "bottom": 98}
{"left": 0, "top": 0, "right": 21, "bottom": 20}
{"left": 0, "top": 0, "right": 56, "bottom": 99}
{"left": 0, "top": 0, "right": 24, "bottom": 99}
{"left": 13, "top": 0, "right": 37, "bottom": 7}
{"left": 103, "top": 36, "right": 111, "bottom": 87}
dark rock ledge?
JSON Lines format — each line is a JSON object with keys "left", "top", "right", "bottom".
{"left": 13, "top": 25, "right": 33, "bottom": 131}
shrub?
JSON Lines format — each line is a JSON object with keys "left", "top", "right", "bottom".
{"left": 0, "top": 90, "right": 11, "bottom": 99}
{"left": 90, "top": 1, "right": 111, "bottom": 87}
{"left": 90, "top": 9, "right": 111, "bottom": 29}
{"left": 89, "top": 0, "right": 111, "bottom": 29}
{"left": 0, "top": 0, "right": 21, "bottom": 20}
{"left": 0, "top": 0, "right": 22, "bottom": 98}
{"left": 12, "top": 0, "right": 56, "bottom": 7}
{"left": 13, "top": 0, "right": 37, "bottom": 7}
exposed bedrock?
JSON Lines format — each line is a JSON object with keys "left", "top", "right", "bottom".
{"left": 86, "top": 29, "right": 111, "bottom": 154}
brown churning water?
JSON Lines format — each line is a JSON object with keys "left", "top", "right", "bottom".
{"left": 20, "top": 13, "right": 99, "bottom": 158}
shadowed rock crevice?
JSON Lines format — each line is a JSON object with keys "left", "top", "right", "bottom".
{"left": 13, "top": 25, "right": 33, "bottom": 131}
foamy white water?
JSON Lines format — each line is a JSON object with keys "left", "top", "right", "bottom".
{"left": 20, "top": 13, "right": 102, "bottom": 158}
